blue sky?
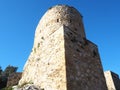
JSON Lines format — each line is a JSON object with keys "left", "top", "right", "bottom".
{"left": 0, "top": 0, "right": 120, "bottom": 75}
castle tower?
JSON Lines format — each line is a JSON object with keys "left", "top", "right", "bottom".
{"left": 19, "top": 5, "right": 107, "bottom": 90}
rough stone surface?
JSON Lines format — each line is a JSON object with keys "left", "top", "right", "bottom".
{"left": 12, "top": 84, "right": 42, "bottom": 90}
{"left": 19, "top": 5, "right": 107, "bottom": 90}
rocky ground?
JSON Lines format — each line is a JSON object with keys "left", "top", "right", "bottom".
{"left": 13, "top": 84, "right": 44, "bottom": 90}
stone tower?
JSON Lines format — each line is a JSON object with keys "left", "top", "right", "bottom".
{"left": 19, "top": 5, "right": 107, "bottom": 90}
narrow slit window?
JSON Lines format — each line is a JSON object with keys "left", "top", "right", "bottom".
{"left": 57, "top": 19, "right": 59, "bottom": 22}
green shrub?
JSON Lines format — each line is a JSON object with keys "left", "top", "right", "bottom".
{"left": 2, "top": 86, "right": 12, "bottom": 90}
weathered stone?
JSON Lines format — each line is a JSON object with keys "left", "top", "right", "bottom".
{"left": 12, "top": 84, "right": 42, "bottom": 90}
{"left": 18, "top": 5, "right": 107, "bottom": 90}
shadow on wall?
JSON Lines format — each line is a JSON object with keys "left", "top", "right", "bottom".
{"left": 63, "top": 25, "right": 107, "bottom": 90}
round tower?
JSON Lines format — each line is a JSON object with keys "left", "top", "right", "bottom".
{"left": 34, "top": 5, "right": 86, "bottom": 48}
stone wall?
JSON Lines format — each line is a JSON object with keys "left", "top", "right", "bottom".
{"left": 64, "top": 25, "right": 107, "bottom": 90}
{"left": 19, "top": 5, "right": 107, "bottom": 90}
{"left": 104, "top": 71, "right": 120, "bottom": 90}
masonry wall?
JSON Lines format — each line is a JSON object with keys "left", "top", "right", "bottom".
{"left": 63, "top": 25, "right": 107, "bottom": 90}
{"left": 19, "top": 5, "right": 107, "bottom": 90}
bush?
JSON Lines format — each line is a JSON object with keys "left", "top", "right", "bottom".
{"left": 1, "top": 86, "right": 12, "bottom": 90}
{"left": 0, "top": 65, "right": 18, "bottom": 89}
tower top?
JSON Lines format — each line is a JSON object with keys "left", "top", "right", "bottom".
{"left": 49, "top": 4, "right": 83, "bottom": 17}
{"left": 35, "top": 4, "right": 86, "bottom": 39}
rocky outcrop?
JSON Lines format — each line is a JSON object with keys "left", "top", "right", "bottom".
{"left": 13, "top": 84, "right": 43, "bottom": 90}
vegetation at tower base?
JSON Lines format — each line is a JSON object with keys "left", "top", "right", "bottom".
{"left": 0, "top": 65, "right": 21, "bottom": 90}
{"left": 18, "top": 5, "right": 107, "bottom": 90}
